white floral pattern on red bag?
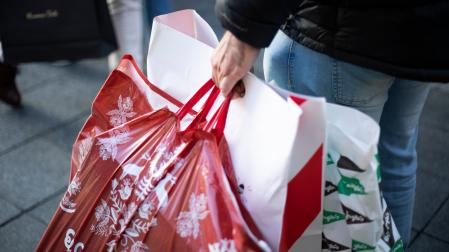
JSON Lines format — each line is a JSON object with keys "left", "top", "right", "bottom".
{"left": 60, "top": 174, "right": 81, "bottom": 213}
{"left": 176, "top": 193, "right": 209, "bottom": 239}
{"left": 97, "top": 95, "right": 137, "bottom": 161}
{"left": 60, "top": 95, "right": 137, "bottom": 214}
{"left": 77, "top": 137, "right": 93, "bottom": 168}
{"left": 90, "top": 175, "right": 158, "bottom": 251}
{"left": 90, "top": 136, "right": 185, "bottom": 251}
{"left": 97, "top": 128, "right": 131, "bottom": 161}
{"left": 106, "top": 95, "right": 137, "bottom": 127}
{"left": 208, "top": 239, "right": 237, "bottom": 252}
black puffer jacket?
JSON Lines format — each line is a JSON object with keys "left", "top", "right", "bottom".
{"left": 215, "top": 0, "right": 449, "bottom": 82}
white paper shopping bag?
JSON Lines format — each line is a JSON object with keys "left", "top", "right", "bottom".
{"left": 145, "top": 10, "right": 326, "bottom": 252}
{"left": 271, "top": 85, "right": 404, "bottom": 251}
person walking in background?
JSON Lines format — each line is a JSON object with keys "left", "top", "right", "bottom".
{"left": 107, "top": 0, "right": 144, "bottom": 70}
{"left": 0, "top": 62, "right": 20, "bottom": 107}
{"left": 107, "top": 0, "right": 171, "bottom": 70}
{"left": 211, "top": 0, "right": 449, "bottom": 247}
{"left": 0, "top": 43, "right": 20, "bottom": 106}
{"left": 0, "top": 0, "right": 167, "bottom": 107}
{"left": 0, "top": 0, "right": 119, "bottom": 107}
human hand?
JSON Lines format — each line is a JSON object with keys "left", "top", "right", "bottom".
{"left": 211, "top": 31, "right": 260, "bottom": 96}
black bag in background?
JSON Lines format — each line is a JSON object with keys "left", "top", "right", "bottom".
{"left": 0, "top": 0, "right": 117, "bottom": 64}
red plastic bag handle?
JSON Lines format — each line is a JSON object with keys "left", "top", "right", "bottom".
{"left": 122, "top": 54, "right": 187, "bottom": 110}
{"left": 175, "top": 79, "right": 215, "bottom": 120}
{"left": 185, "top": 85, "right": 221, "bottom": 131}
{"left": 204, "top": 91, "right": 233, "bottom": 141}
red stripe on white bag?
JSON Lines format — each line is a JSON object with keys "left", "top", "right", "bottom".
{"left": 279, "top": 144, "right": 323, "bottom": 252}
{"left": 290, "top": 96, "right": 307, "bottom": 106}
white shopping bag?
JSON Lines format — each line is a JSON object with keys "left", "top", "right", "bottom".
{"left": 272, "top": 85, "right": 404, "bottom": 251}
{"left": 324, "top": 103, "right": 382, "bottom": 251}
{"left": 325, "top": 104, "right": 404, "bottom": 252}
{"left": 145, "top": 10, "right": 326, "bottom": 252}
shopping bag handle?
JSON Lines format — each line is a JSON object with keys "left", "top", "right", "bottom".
{"left": 175, "top": 78, "right": 230, "bottom": 137}
{"left": 204, "top": 91, "right": 233, "bottom": 141}
{"left": 175, "top": 79, "right": 215, "bottom": 119}
{"left": 184, "top": 85, "right": 221, "bottom": 131}
{"left": 121, "top": 54, "right": 187, "bottom": 110}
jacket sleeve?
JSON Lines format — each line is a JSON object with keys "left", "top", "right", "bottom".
{"left": 215, "top": 0, "right": 301, "bottom": 48}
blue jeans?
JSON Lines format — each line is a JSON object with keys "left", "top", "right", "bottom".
{"left": 264, "top": 31, "right": 430, "bottom": 246}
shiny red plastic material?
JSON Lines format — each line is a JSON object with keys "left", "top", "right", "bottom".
{"left": 36, "top": 55, "right": 269, "bottom": 252}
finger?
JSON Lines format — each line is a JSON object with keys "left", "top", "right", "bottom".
{"left": 219, "top": 51, "right": 235, "bottom": 78}
{"left": 212, "top": 45, "right": 229, "bottom": 86}
{"left": 211, "top": 52, "right": 221, "bottom": 86}
{"left": 214, "top": 50, "right": 233, "bottom": 84}
{"left": 222, "top": 64, "right": 247, "bottom": 94}
{"left": 219, "top": 73, "right": 241, "bottom": 97}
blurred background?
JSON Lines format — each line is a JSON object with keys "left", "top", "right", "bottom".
{"left": 0, "top": 0, "right": 448, "bottom": 251}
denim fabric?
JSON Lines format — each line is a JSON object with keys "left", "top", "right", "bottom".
{"left": 264, "top": 31, "right": 430, "bottom": 246}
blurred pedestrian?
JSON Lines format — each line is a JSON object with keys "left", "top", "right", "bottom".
{"left": 211, "top": 0, "right": 449, "bottom": 247}
{"left": 0, "top": 43, "right": 20, "bottom": 106}
{"left": 108, "top": 0, "right": 170, "bottom": 70}
{"left": 0, "top": 0, "right": 117, "bottom": 107}
{"left": 107, "top": 0, "right": 144, "bottom": 70}
{"left": 0, "top": 62, "right": 20, "bottom": 107}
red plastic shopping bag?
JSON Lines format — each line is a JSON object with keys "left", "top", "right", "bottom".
{"left": 36, "top": 56, "right": 269, "bottom": 251}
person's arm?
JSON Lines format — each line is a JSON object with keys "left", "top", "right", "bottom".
{"left": 212, "top": 0, "right": 300, "bottom": 95}
{"left": 215, "top": 0, "right": 298, "bottom": 48}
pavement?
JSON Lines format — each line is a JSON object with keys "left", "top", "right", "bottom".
{"left": 0, "top": 1, "right": 448, "bottom": 251}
